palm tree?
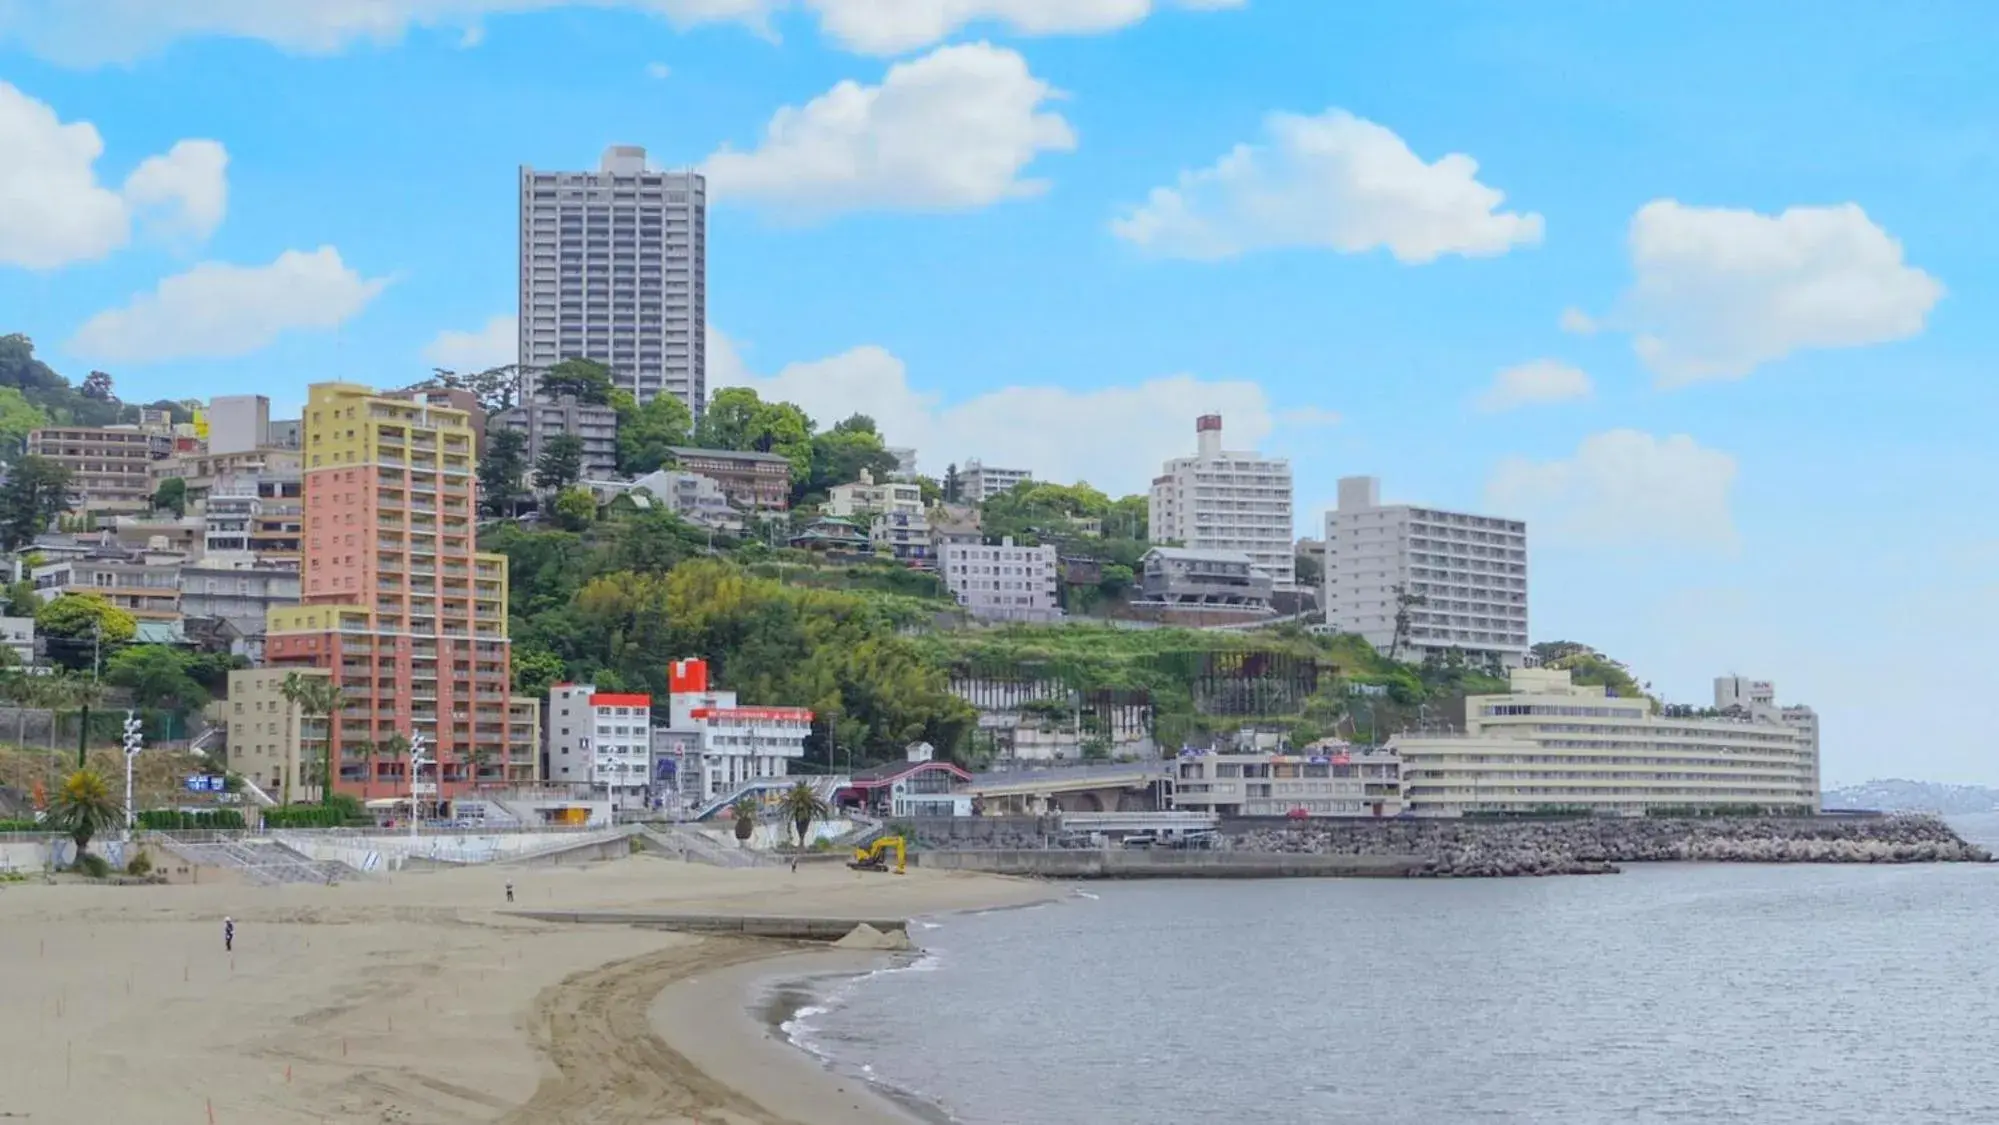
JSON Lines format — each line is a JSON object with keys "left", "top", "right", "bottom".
{"left": 731, "top": 796, "right": 759, "bottom": 845}
{"left": 43, "top": 768, "right": 120, "bottom": 869}
{"left": 778, "top": 781, "right": 829, "bottom": 854}
{"left": 280, "top": 672, "right": 342, "bottom": 804}
{"left": 50, "top": 673, "right": 102, "bottom": 763}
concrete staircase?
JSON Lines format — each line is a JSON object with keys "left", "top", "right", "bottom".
{"left": 634, "top": 823, "right": 773, "bottom": 868}
{"left": 150, "top": 834, "right": 363, "bottom": 886}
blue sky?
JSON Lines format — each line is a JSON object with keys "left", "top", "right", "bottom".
{"left": 2, "top": 0, "right": 1995, "bottom": 784}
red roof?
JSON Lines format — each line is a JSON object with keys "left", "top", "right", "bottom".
{"left": 591, "top": 693, "right": 652, "bottom": 708}
{"left": 689, "top": 706, "right": 814, "bottom": 722}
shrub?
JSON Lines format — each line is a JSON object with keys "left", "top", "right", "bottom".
{"left": 76, "top": 852, "right": 110, "bottom": 878}
{"left": 136, "top": 809, "right": 247, "bottom": 831}
{"left": 125, "top": 850, "right": 153, "bottom": 876}
{"left": 262, "top": 805, "right": 355, "bottom": 829}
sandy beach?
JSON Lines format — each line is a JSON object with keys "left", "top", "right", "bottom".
{"left": 0, "top": 854, "right": 1058, "bottom": 1123}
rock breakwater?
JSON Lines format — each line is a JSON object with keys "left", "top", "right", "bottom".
{"left": 1230, "top": 815, "right": 1990, "bottom": 878}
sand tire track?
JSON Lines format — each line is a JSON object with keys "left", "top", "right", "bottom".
{"left": 498, "top": 937, "right": 803, "bottom": 1125}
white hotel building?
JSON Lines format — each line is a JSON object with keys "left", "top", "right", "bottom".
{"left": 1390, "top": 669, "right": 1821, "bottom": 817}
{"left": 545, "top": 684, "right": 654, "bottom": 809}
{"left": 1149, "top": 414, "right": 1295, "bottom": 587}
{"left": 662, "top": 658, "right": 814, "bottom": 802}
{"left": 1323, "top": 475, "right": 1528, "bottom": 668}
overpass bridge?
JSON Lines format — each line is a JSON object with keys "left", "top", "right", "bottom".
{"left": 963, "top": 763, "right": 1172, "bottom": 815}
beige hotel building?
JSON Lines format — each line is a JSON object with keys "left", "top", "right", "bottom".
{"left": 1391, "top": 668, "right": 1820, "bottom": 816}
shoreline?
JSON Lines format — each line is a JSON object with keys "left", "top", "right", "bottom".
{"left": 0, "top": 857, "right": 1060, "bottom": 1124}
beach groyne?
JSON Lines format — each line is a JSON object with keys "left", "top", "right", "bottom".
{"left": 1228, "top": 814, "right": 1991, "bottom": 877}
{"left": 503, "top": 910, "right": 911, "bottom": 940}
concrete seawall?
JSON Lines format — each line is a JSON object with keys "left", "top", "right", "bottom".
{"left": 917, "top": 850, "right": 1426, "bottom": 878}
{"left": 504, "top": 910, "right": 909, "bottom": 940}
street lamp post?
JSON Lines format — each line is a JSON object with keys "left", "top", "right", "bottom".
{"left": 408, "top": 732, "right": 431, "bottom": 842}
{"left": 121, "top": 711, "right": 144, "bottom": 841}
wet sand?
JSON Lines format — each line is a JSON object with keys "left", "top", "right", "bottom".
{"left": 0, "top": 854, "right": 1057, "bottom": 1123}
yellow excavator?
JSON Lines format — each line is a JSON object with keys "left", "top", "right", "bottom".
{"left": 848, "top": 836, "right": 907, "bottom": 875}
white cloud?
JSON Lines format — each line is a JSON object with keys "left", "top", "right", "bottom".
{"left": 422, "top": 313, "right": 518, "bottom": 370}
{"left": 1484, "top": 429, "right": 1737, "bottom": 550}
{"left": 122, "top": 139, "right": 230, "bottom": 244}
{"left": 0, "top": 81, "right": 228, "bottom": 268}
{"left": 68, "top": 246, "right": 388, "bottom": 363}
{"left": 645, "top": 60, "right": 672, "bottom": 79}
{"left": 1558, "top": 306, "right": 1596, "bottom": 335}
{"left": 1111, "top": 108, "right": 1543, "bottom": 263}
{"left": 1276, "top": 405, "right": 1340, "bottom": 428}
{"left": 1476, "top": 359, "right": 1592, "bottom": 412}
{"left": 709, "top": 327, "right": 1277, "bottom": 495}
{"left": 702, "top": 42, "right": 1075, "bottom": 217}
{"left": 804, "top": 0, "right": 1244, "bottom": 56}
{"left": 0, "top": 0, "right": 1240, "bottom": 63}
{"left": 1621, "top": 200, "right": 1944, "bottom": 385}
{"left": 0, "top": 0, "right": 781, "bottom": 65}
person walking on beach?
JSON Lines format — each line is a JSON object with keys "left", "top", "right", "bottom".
{"left": 223, "top": 916, "right": 235, "bottom": 953}
{"left": 505, "top": 881, "right": 514, "bottom": 903}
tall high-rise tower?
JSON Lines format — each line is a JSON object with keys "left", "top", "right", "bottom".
{"left": 518, "top": 145, "right": 707, "bottom": 415}
{"left": 265, "top": 384, "right": 521, "bottom": 800}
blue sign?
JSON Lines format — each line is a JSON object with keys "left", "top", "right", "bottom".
{"left": 183, "top": 774, "right": 225, "bottom": 793}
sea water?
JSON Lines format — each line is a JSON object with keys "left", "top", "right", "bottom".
{"left": 791, "top": 817, "right": 1999, "bottom": 1124}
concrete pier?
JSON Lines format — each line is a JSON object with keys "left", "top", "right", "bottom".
{"left": 504, "top": 911, "right": 910, "bottom": 940}
{"left": 915, "top": 850, "right": 1426, "bottom": 878}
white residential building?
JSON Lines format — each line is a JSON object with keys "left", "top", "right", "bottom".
{"left": 545, "top": 684, "right": 655, "bottom": 809}
{"left": 662, "top": 659, "right": 812, "bottom": 802}
{"left": 826, "top": 468, "right": 922, "bottom": 520}
{"left": 625, "top": 468, "right": 741, "bottom": 531}
{"left": 1715, "top": 675, "right": 1821, "bottom": 796}
{"left": 518, "top": 145, "right": 707, "bottom": 415}
{"left": 941, "top": 536, "right": 1061, "bottom": 621}
{"left": 1323, "top": 475, "right": 1528, "bottom": 668}
{"left": 207, "top": 395, "right": 270, "bottom": 456}
{"left": 1391, "top": 668, "right": 1820, "bottom": 817}
{"left": 0, "top": 616, "right": 34, "bottom": 668}
{"left": 1171, "top": 744, "right": 1404, "bottom": 818}
{"left": 827, "top": 469, "right": 930, "bottom": 561}
{"left": 959, "top": 459, "right": 1030, "bottom": 503}
{"left": 1148, "top": 414, "right": 1295, "bottom": 586}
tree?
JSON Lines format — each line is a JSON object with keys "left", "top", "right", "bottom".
{"left": 511, "top": 646, "right": 565, "bottom": 698}
{"left": 419, "top": 364, "right": 521, "bottom": 414}
{"left": 0, "top": 455, "right": 74, "bottom": 550}
{"left": 1294, "top": 550, "right": 1323, "bottom": 588}
{"left": 79, "top": 371, "right": 115, "bottom": 401}
{"left": 536, "top": 358, "right": 616, "bottom": 406}
{"left": 36, "top": 594, "right": 136, "bottom": 671}
{"left": 478, "top": 428, "right": 529, "bottom": 517}
{"left": 45, "top": 768, "right": 120, "bottom": 866}
{"left": 942, "top": 463, "right": 961, "bottom": 503}
{"left": 694, "top": 388, "right": 813, "bottom": 481}
{"left": 3, "top": 578, "right": 37, "bottom": 618}
{"left": 104, "top": 645, "right": 210, "bottom": 714}
{"left": 534, "top": 432, "right": 585, "bottom": 492}
{"left": 1386, "top": 584, "right": 1426, "bottom": 663}
{"left": 613, "top": 390, "right": 692, "bottom": 475}
{"left": 731, "top": 796, "right": 759, "bottom": 844}
{"left": 151, "top": 477, "right": 188, "bottom": 518}
{"left": 280, "top": 672, "right": 343, "bottom": 803}
{"left": 807, "top": 424, "right": 899, "bottom": 500}
{"left": 778, "top": 780, "right": 829, "bottom": 854}
{"left": 0, "top": 386, "right": 48, "bottom": 456}
{"left": 550, "top": 486, "right": 596, "bottom": 531}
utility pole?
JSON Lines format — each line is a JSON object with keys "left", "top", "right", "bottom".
{"left": 121, "top": 711, "right": 143, "bottom": 841}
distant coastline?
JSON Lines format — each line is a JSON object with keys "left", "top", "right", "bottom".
{"left": 1823, "top": 779, "right": 1999, "bottom": 816}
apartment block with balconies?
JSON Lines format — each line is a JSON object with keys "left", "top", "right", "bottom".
{"left": 27, "top": 425, "right": 173, "bottom": 516}
{"left": 1323, "top": 475, "right": 1528, "bottom": 668}
{"left": 1148, "top": 414, "right": 1295, "bottom": 587}
{"left": 518, "top": 146, "right": 706, "bottom": 415}
{"left": 264, "top": 383, "right": 518, "bottom": 801}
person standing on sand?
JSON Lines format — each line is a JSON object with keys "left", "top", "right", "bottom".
{"left": 223, "top": 916, "right": 235, "bottom": 952}
{"left": 505, "top": 881, "right": 514, "bottom": 903}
